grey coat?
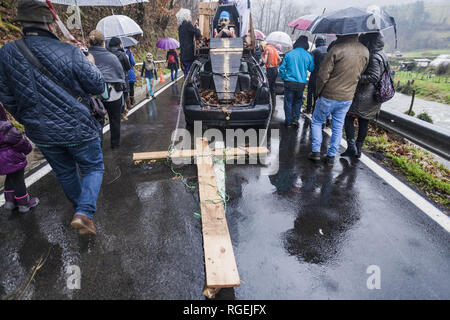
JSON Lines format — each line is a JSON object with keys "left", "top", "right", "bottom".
{"left": 89, "top": 46, "right": 125, "bottom": 85}
{"left": 349, "top": 34, "right": 387, "bottom": 120}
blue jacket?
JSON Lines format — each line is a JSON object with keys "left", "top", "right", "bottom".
{"left": 126, "top": 49, "right": 136, "bottom": 83}
{"left": 279, "top": 47, "right": 314, "bottom": 84}
{"left": 0, "top": 28, "right": 105, "bottom": 146}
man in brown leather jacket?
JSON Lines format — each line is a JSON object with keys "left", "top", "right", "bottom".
{"left": 309, "top": 34, "right": 369, "bottom": 167}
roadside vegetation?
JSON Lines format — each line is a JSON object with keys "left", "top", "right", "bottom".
{"left": 364, "top": 125, "right": 450, "bottom": 212}
{"left": 394, "top": 71, "right": 450, "bottom": 104}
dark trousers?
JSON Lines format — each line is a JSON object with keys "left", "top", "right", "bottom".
{"left": 103, "top": 97, "right": 122, "bottom": 148}
{"left": 4, "top": 168, "right": 26, "bottom": 197}
{"left": 129, "top": 82, "right": 135, "bottom": 98}
{"left": 307, "top": 80, "right": 317, "bottom": 111}
{"left": 344, "top": 115, "right": 370, "bottom": 143}
{"left": 267, "top": 67, "right": 278, "bottom": 107}
{"left": 283, "top": 84, "right": 305, "bottom": 124}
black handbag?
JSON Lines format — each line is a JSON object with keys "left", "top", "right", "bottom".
{"left": 15, "top": 39, "right": 107, "bottom": 121}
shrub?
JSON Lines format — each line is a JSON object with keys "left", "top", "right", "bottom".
{"left": 417, "top": 112, "right": 433, "bottom": 123}
{"left": 404, "top": 110, "right": 416, "bottom": 116}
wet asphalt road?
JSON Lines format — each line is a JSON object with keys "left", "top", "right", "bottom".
{"left": 0, "top": 80, "right": 449, "bottom": 300}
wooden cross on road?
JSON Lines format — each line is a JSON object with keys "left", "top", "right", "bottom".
{"left": 133, "top": 138, "right": 269, "bottom": 295}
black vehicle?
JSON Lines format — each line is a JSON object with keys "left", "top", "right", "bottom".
{"left": 182, "top": 3, "right": 272, "bottom": 128}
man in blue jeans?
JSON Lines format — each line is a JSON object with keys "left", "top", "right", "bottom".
{"left": 0, "top": 0, "right": 105, "bottom": 235}
{"left": 279, "top": 36, "right": 314, "bottom": 128}
{"left": 309, "top": 34, "right": 369, "bottom": 166}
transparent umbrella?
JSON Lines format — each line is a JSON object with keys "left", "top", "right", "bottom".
{"left": 266, "top": 31, "right": 293, "bottom": 48}
{"left": 96, "top": 15, "right": 143, "bottom": 39}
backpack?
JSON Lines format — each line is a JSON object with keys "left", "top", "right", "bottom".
{"left": 168, "top": 53, "right": 176, "bottom": 64}
{"left": 374, "top": 53, "right": 395, "bottom": 103}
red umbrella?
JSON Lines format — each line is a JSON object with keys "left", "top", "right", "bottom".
{"left": 254, "top": 29, "right": 266, "bottom": 40}
{"left": 288, "top": 14, "right": 319, "bottom": 31}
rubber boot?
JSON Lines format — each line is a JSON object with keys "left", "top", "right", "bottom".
{"left": 356, "top": 141, "right": 364, "bottom": 158}
{"left": 341, "top": 139, "right": 358, "bottom": 157}
{"left": 15, "top": 194, "right": 39, "bottom": 213}
{"left": 4, "top": 190, "right": 17, "bottom": 210}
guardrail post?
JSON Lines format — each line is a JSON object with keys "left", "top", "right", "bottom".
{"left": 407, "top": 90, "right": 416, "bottom": 116}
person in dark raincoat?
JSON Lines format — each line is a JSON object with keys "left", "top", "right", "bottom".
{"left": 341, "top": 32, "right": 387, "bottom": 158}
{"left": 306, "top": 36, "right": 328, "bottom": 114}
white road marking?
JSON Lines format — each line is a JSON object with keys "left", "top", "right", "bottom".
{"left": 0, "top": 76, "right": 184, "bottom": 207}
{"left": 319, "top": 123, "right": 450, "bottom": 233}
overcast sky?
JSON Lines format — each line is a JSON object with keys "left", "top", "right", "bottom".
{"left": 297, "top": 0, "right": 446, "bottom": 12}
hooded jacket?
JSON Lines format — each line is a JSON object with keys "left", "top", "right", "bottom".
{"left": 349, "top": 33, "right": 387, "bottom": 119}
{"left": 279, "top": 44, "right": 314, "bottom": 85}
{"left": 89, "top": 46, "right": 125, "bottom": 84}
{"left": 0, "top": 27, "right": 105, "bottom": 146}
{"left": 309, "top": 37, "right": 328, "bottom": 86}
{"left": 0, "top": 106, "right": 32, "bottom": 175}
{"left": 108, "top": 43, "right": 132, "bottom": 92}
{"left": 316, "top": 34, "right": 369, "bottom": 101}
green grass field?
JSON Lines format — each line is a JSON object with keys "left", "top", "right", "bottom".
{"left": 402, "top": 49, "right": 450, "bottom": 59}
{"left": 394, "top": 71, "right": 450, "bottom": 104}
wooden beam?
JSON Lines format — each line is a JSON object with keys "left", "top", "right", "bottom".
{"left": 133, "top": 146, "right": 269, "bottom": 163}
{"left": 196, "top": 138, "right": 240, "bottom": 288}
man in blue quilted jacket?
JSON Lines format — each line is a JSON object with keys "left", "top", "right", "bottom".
{"left": 0, "top": 0, "right": 105, "bottom": 235}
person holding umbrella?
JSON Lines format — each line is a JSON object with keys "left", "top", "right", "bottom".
{"left": 167, "top": 49, "right": 179, "bottom": 82}
{"left": 306, "top": 36, "right": 328, "bottom": 114}
{"left": 341, "top": 32, "right": 389, "bottom": 158}
{"left": 261, "top": 41, "right": 282, "bottom": 107}
{"left": 309, "top": 34, "right": 369, "bottom": 166}
{"left": 125, "top": 45, "right": 137, "bottom": 106}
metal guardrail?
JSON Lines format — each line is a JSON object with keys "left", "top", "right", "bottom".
{"left": 375, "top": 106, "right": 450, "bottom": 161}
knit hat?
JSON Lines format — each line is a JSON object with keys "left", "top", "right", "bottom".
{"left": 219, "top": 11, "right": 231, "bottom": 21}
{"left": 293, "top": 35, "right": 310, "bottom": 51}
{"left": 109, "top": 37, "right": 122, "bottom": 48}
{"left": 16, "top": 0, "right": 55, "bottom": 24}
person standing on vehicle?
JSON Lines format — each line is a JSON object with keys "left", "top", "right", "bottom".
{"left": 0, "top": 0, "right": 105, "bottom": 235}
{"left": 309, "top": 34, "right": 369, "bottom": 167}
{"left": 177, "top": 9, "right": 201, "bottom": 76}
{"left": 125, "top": 46, "right": 137, "bottom": 106}
{"left": 306, "top": 36, "right": 328, "bottom": 114}
{"left": 341, "top": 32, "right": 387, "bottom": 159}
{"left": 167, "top": 49, "right": 179, "bottom": 82}
{"left": 279, "top": 36, "right": 314, "bottom": 128}
{"left": 89, "top": 30, "right": 125, "bottom": 150}
{"left": 141, "top": 53, "right": 157, "bottom": 98}
{"left": 261, "top": 41, "right": 281, "bottom": 107}
{"left": 107, "top": 37, "right": 131, "bottom": 121}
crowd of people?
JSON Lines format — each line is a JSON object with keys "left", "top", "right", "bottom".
{"left": 0, "top": 0, "right": 390, "bottom": 237}
{"left": 257, "top": 30, "right": 389, "bottom": 167}
{"left": 0, "top": 0, "right": 185, "bottom": 235}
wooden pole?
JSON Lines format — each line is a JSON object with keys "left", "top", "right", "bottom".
{"left": 408, "top": 90, "right": 416, "bottom": 116}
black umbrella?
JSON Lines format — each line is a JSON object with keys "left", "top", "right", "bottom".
{"left": 307, "top": 7, "right": 396, "bottom": 37}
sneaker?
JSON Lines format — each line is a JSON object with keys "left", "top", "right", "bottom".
{"left": 3, "top": 190, "right": 16, "bottom": 210}
{"left": 71, "top": 214, "right": 97, "bottom": 235}
{"left": 15, "top": 194, "right": 39, "bottom": 213}
{"left": 325, "top": 155, "right": 335, "bottom": 167}
{"left": 293, "top": 120, "right": 300, "bottom": 127}
{"left": 284, "top": 123, "right": 292, "bottom": 128}
{"left": 146, "top": 93, "right": 150, "bottom": 99}
{"left": 308, "top": 152, "right": 321, "bottom": 161}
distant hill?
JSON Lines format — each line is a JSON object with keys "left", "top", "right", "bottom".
{"left": 383, "top": 1, "right": 450, "bottom": 52}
